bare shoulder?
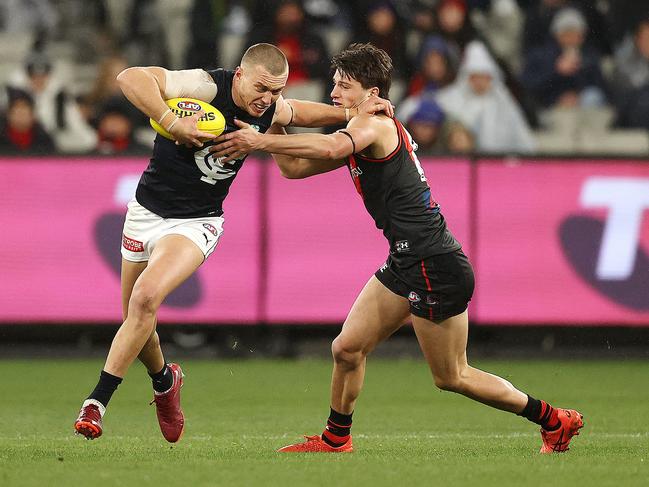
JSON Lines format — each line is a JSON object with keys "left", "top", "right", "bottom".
{"left": 347, "top": 114, "right": 397, "bottom": 158}
{"left": 347, "top": 113, "right": 394, "bottom": 133}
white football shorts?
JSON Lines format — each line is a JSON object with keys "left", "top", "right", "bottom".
{"left": 121, "top": 199, "right": 224, "bottom": 263}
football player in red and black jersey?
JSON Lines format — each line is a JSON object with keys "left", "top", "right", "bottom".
{"left": 211, "top": 43, "right": 584, "bottom": 454}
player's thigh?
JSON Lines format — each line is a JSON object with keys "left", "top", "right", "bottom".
{"left": 338, "top": 275, "right": 411, "bottom": 354}
{"left": 121, "top": 258, "right": 148, "bottom": 320}
{"left": 411, "top": 310, "right": 469, "bottom": 380}
{"left": 129, "top": 234, "right": 205, "bottom": 310}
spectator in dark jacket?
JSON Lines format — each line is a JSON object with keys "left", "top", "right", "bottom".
{"left": 521, "top": 7, "right": 607, "bottom": 109}
{"left": 353, "top": 1, "right": 412, "bottom": 80}
{"left": 613, "top": 18, "right": 649, "bottom": 128}
{"left": 432, "top": 0, "right": 478, "bottom": 58}
{"left": 245, "top": 0, "right": 329, "bottom": 85}
{"left": 522, "top": 0, "right": 611, "bottom": 55}
{"left": 0, "top": 88, "right": 55, "bottom": 154}
{"left": 407, "top": 36, "right": 457, "bottom": 98}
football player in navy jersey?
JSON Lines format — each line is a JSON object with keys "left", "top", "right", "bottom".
{"left": 73, "top": 43, "right": 394, "bottom": 442}
{"left": 211, "top": 43, "right": 584, "bottom": 454}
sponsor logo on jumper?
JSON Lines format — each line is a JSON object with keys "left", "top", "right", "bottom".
{"left": 408, "top": 291, "right": 421, "bottom": 302}
{"left": 425, "top": 295, "right": 439, "bottom": 305}
{"left": 122, "top": 234, "right": 144, "bottom": 252}
{"left": 379, "top": 262, "right": 388, "bottom": 272}
{"left": 203, "top": 223, "right": 218, "bottom": 236}
{"left": 350, "top": 167, "right": 363, "bottom": 178}
{"left": 395, "top": 240, "right": 411, "bottom": 253}
{"left": 559, "top": 177, "right": 649, "bottom": 311}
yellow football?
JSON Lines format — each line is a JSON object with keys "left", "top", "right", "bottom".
{"left": 150, "top": 98, "right": 226, "bottom": 140}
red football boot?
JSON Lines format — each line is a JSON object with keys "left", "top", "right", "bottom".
{"left": 74, "top": 399, "right": 105, "bottom": 440}
{"left": 278, "top": 434, "right": 354, "bottom": 453}
{"left": 539, "top": 408, "right": 584, "bottom": 453}
{"left": 150, "top": 363, "right": 185, "bottom": 443}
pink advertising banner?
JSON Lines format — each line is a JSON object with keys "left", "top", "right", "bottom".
{"left": 263, "top": 159, "right": 471, "bottom": 322}
{"left": 472, "top": 160, "right": 649, "bottom": 325}
{"left": 0, "top": 158, "right": 262, "bottom": 323}
{"left": 0, "top": 157, "right": 647, "bottom": 325}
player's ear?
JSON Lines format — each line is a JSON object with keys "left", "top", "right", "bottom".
{"left": 369, "top": 87, "right": 379, "bottom": 97}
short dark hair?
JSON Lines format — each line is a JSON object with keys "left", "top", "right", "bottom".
{"left": 331, "top": 43, "right": 393, "bottom": 98}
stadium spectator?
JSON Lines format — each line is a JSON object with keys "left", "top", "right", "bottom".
{"left": 94, "top": 100, "right": 150, "bottom": 155}
{"left": 352, "top": 2, "right": 412, "bottom": 80}
{"left": 410, "top": 0, "right": 438, "bottom": 36}
{"left": 184, "top": 0, "right": 229, "bottom": 69}
{"left": 0, "top": 0, "right": 58, "bottom": 39}
{"left": 6, "top": 50, "right": 97, "bottom": 153}
{"left": 446, "top": 119, "right": 475, "bottom": 153}
{"left": 470, "top": 0, "right": 524, "bottom": 72}
{"left": 430, "top": 0, "right": 477, "bottom": 59}
{"left": 521, "top": 7, "right": 607, "bottom": 110}
{"left": 121, "top": 0, "right": 170, "bottom": 67}
{"left": 0, "top": 88, "right": 55, "bottom": 154}
{"left": 245, "top": 0, "right": 330, "bottom": 85}
{"left": 406, "top": 36, "right": 457, "bottom": 98}
{"left": 522, "top": 0, "right": 611, "bottom": 55}
{"left": 82, "top": 54, "right": 145, "bottom": 128}
{"left": 400, "top": 96, "right": 447, "bottom": 154}
{"left": 437, "top": 41, "right": 534, "bottom": 153}
{"left": 398, "top": 95, "right": 475, "bottom": 154}
{"left": 607, "top": 0, "right": 649, "bottom": 47}
{"left": 613, "top": 18, "right": 649, "bottom": 129}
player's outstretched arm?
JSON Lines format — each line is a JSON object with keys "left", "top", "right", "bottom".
{"left": 273, "top": 95, "right": 393, "bottom": 128}
{"left": 211, "top": 115, "right": 378, "bottom": 163}
{"left": 266, "top": 124, "right": 345, "bottom": 179}
{"left": 117, "top": 67, "right": 217, "bottom": 146}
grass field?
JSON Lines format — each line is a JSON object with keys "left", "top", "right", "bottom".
{"left": 1, "top": 358, "right": 647, "bottom": 486}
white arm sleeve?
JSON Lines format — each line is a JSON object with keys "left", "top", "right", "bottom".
{"left": 163, "top": 69, "right": 218, "bottom": 102}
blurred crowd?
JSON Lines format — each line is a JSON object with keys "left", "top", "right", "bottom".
{"left": 1, "top": 0, "right": 649, "bottom": 156}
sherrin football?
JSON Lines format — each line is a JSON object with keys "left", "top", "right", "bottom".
{"left": 150, "top": 98, "right": 226, "bottom": 140}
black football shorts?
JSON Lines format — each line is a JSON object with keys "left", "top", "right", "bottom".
{"left": 375, "top": 249, "right": 475, "bottom": 323}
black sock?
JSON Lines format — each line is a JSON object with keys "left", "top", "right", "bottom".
{"left": 149, "top": 364, "right": 173, "bottom": 393}
{"left": 517, "top": 394, "right": 560, "bottom": 430}
{"left": 322, "top": 408, "right": 353, "bottom": 447}
{"left": 88, "top": 370, "right": 123, "bottom": 407}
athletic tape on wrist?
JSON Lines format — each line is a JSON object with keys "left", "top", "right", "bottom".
{"left": 166, "top": 116, "right": 179, "bottom": 132}
{"left": 158, "top": 108, "right": 172, "bottom": 124}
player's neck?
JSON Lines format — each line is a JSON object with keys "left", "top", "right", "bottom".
{"left": 231, "top": 79, "right": 247, "bottom": 113}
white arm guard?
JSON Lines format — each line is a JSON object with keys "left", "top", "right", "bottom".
{"left": 163, "top": 69, "right": 218, "bottom": 102}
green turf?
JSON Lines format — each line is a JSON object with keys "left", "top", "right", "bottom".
{"left": 0, "top": 358, "right": 647, "bottom": 487}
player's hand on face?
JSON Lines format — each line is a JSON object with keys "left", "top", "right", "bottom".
{"left": 210, "top": 119, "right": 261, "bottom": 163}
{"left": 170, "top": 111, "right": 217, "bottom": 148}
{"left": 357, "top": 94, "right": 395, "bottom": 118}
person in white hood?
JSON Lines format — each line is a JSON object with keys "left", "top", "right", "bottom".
{"left": 437, "top": 41, "right": 535, "bottom": 153}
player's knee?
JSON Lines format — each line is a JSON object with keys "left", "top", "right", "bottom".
{"left": 433, "top": 374, "right": 463, "bottom": 393}
{"left": 129, "top": 285, "right": 162, "bottom": 318}
{"left": 331, "top": 337, "right": 364, "bottom": 367}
